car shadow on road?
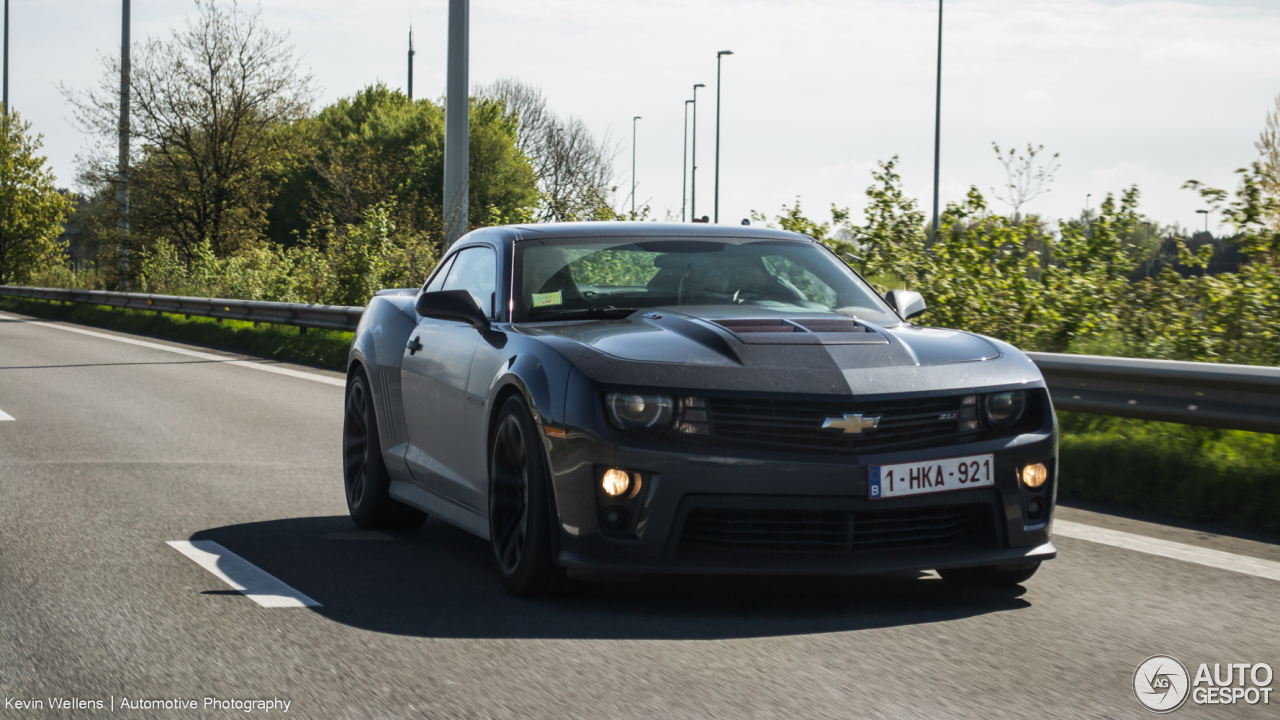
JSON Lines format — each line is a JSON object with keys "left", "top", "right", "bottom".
{"left": 190, "top": 515, "right": 1031, "bottom": 640}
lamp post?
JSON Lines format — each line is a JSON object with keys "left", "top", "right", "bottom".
{"left": 407, "top": 26, "right": 415, "bottom": 101}
{"left": 631, "top": 116, "right": 641, "bottom": 217}
{"left": 443, "top": 0, "right": 470, "bottom": 246}
{"left": 3, "top": 0, "right": 9, "bottom": 115}
{"left": 691, "top": 83, "right": 705, "bottom": 220}
{"left": 682, "top": 99, "right": 693, "bottom": 222}
{"left": 1196, "top": 209, "right": 1210, "bottom": 235}
{"left": 930, "top": 0, "right": 943, "bottom": 234}
{"left": 714, "top": 50, "right": 733, "bottom": 224}
{"left": 118, "top": 0, "right": 131, "bottom": 282}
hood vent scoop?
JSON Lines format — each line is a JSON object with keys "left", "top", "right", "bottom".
{"left": 709, "top": 318, "right": 890, "bottom": 345}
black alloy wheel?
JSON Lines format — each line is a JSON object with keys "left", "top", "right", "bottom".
{"left": 489, "top": 395, "right": 566, "bottom": 596}
{"left": 343, "top": 368, "right": 427, "bottom": 529}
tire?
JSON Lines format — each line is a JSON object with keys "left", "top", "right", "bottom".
{"left": 938, "top": 561, "right": 1040, "bottom": 588}
{"left": 488, "top": 395, "right": 567, "bottom": 596}
{"left": 343, "top": 367, "right": 427, "bottom": 529}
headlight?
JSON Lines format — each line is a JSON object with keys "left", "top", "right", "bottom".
{"left": 985, "top": 390, "right": 1026, "bottom": 428}
{"left": 605, "top": 393, "right": 673, "bottom": 431}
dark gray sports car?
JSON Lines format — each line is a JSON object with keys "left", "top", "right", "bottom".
{"left": 343, "top": 222, "right": 1057, "bottom": 595}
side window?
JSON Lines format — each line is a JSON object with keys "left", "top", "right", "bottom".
{"left": 423, "top": 254, "right": 457, "bottom": 293}
{"left": 442, "top": 247, "right": 497, "bottom": 318}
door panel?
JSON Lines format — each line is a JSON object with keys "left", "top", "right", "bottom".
{"left": 402, "top": 319, "right": 481, "bottom": 506}
{"left": 400, "top": 246, "right": 496, "bottom": 511}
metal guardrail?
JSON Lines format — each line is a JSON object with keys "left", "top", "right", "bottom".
{"left": 0, "top": 285, "right": 363, "bottom": 332}
{"left": 3, "top": 285, "right": 1278, "bottom": 433}
{"left": 1028, "top": 352, "right": 1280, "bottom": 434}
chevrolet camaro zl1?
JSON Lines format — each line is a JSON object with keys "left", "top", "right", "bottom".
{"left": 342, "top": 222, "right": 1057, "bottom": 595}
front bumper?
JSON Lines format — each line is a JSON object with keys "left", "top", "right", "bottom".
{"left": 546, "top": 389, "right": 1059, "bottom": 576}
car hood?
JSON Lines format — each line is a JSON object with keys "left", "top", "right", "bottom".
{"left": 515, "top": 308, "right": 1040, "bottom": 396}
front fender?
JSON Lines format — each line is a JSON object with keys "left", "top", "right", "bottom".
{"left": 485, "top": 339, "right": 574, "bottom": 435}
{"left": 349, "top": 294, "right": 418, "bottom": 471}
{"left": 482, "top": 336, "right": 577, "bottom": 541}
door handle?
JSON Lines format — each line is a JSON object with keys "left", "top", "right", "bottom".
{"left": 406, "top": 336, "right": 423, "bottom": 355}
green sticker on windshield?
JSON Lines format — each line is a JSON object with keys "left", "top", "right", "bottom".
{"left": 532, "top": 291, "right": 563, "bottom": 308}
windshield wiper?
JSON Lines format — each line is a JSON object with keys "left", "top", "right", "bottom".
{"left": 527, "top": 306, "right": 644, "bottom": 321}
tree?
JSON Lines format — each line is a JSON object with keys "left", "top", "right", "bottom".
{"left": 478, "top": 78, "right": 618, "bottom": 221}
{"left": 990, "top": 142, "right": 1060, "bottom": 218}
{"left": 268, "top": 84, "right": 446, "bottom": 242}
{"left": 0, "top": 111, "right": 75, "bottom": 284}
{"left": 1255, "top": 93, "right": 1280, "bottom": 231}
{"left": 66, "top": 0, "right": 316, "bottom": 261}
{"left": 266, "top": 83, "right": 538, "bottom": 253}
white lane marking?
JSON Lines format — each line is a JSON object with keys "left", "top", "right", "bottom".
{"left": 1055, "top": 520, "right": 1280, "bottom": 583}
{"left": 0, "top": 408, "right": 13, "bottom": 421}
{"left": 167, "top": 540, "right": 321, "bottom": 608}
{"left": 0, "top": 312, "right": 344, "bottom": 387}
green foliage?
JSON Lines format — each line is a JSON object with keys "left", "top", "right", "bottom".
{"left": 1059, "top": 413, "right": 1280, "bottom": 535}
{"left": 754, "top": 156, "right": 1280, "bottom": 366}
{"left": 0, "top": 295, "right": 351, "bottom": 370}
{"left": 566, "top": 247, "right": 661, "bottom": 287}
{"left": 117, "top": 199, "right": 436, "bottom": 307}
{"left": 268, "top": 84, "right": 538, "bottom": 252}
{"left": 0, "top": 111, "right": 75, "bottom": 284}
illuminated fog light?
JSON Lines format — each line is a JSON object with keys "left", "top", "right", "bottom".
{"left": 602, "top": 468, "right": 631, "bottom": 497}
{"left": 1021, "top": 463, "right": 1048, "bottom": 488}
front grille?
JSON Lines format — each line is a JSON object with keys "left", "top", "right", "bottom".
{"left": 850, "top": 504, "right": 991, "bottom": 551}
{"left": 680, "top": 504, "right": 995, "bottom": 555}
{"left": 681, "top": 509, "right": 847, "bottom": 552}
{"left": 708, "top": 395, "right": 968, "bottom": 454}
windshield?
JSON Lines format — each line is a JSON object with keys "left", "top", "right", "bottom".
{"left": 512, "top": 237, "right": 898, "bottom": 323}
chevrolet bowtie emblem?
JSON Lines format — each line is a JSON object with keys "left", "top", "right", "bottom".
{"left": 822, "top": 413, "right": 881, "bottom": 434}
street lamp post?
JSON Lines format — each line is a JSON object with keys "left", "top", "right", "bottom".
{"left": 931, "top": 0, "right": 943, "bottom": 234}
{"left": 682, "top": 99, "right": 693, "bottom": 222}
{"left": 714, "top": 50, "right": 733, "bottom": 224}
{"left": 691, "top": 83, "right": 705, "bottom": 221}
{"left": 631, "top": 116, "right": 641, "bottom": 217}
{"left": 443, "top": 0, "right": 470, "bottom": 247}
{"left": 3, "top": 0, "right": 9, "bottom": 115}
{"left": 407, "top": 27, "right": 415, "bottom": 101}
{"left": 1196, "top": 209, "right": 1210, "bottom": 235}
{"left": 118, "top": 0, "right": 131, "bottom": 282}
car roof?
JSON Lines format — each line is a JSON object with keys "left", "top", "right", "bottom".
{"left": 457, "top": 221, "right": 814, "bottom": 247}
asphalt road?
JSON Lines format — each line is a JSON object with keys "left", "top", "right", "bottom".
{"left": 2, "top": 310, "right": 1278, "bottom": 719}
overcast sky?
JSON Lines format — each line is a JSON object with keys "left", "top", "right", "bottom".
{"left": 7, "top": 0, "right": 1280, "bottom": 233}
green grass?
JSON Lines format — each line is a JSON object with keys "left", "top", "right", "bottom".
{"left": 1059, "top": 412, "right": 1280, "bottom": 535}
{"left": 0, "top": 296, "right": 352, "bottom": 371}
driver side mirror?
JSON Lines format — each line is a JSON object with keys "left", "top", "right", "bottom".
{"left": 884, "top": 289, "right": 927, "bottom": 320}
{"left": 415, "top": 290, "right": 491, "bottom": 329}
